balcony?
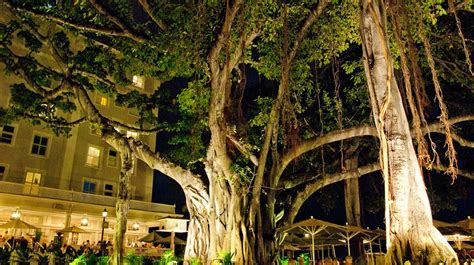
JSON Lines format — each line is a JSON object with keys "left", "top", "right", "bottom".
{"left": 0, "top": 181, "right": 176, "bottom": 214}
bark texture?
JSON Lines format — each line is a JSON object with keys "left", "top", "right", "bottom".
{"left": 344, "top": 155, "right": 361, "bottom": 227}
{"left": 359, "top": 0, "right": 458, "bottom": 263}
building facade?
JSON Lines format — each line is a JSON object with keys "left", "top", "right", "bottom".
{"left": 0, "top": 9, "right": 180, "bottom": 244}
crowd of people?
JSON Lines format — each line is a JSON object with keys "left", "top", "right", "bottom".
{"left": 0, "top": 233, "right": 116, "bottom": 263}
{"left": 457, "top": 248, "right": 474, "bottom": 265}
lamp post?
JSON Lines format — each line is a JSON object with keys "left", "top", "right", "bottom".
{"left": 100, "top": 208, "right": 107, "bottom": 256}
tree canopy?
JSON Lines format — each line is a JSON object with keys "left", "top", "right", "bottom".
{"left": 0, "top": 0, "right": 473, "bottom": 263}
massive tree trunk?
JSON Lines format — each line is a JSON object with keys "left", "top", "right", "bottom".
{"left": 113, "top": 150, "right": 133, "bottom": 265}
{"left": 344, "top": 154, "right": 362, "bottom": 227}
{"left": 359, "top": 0, "right": 457, "bottom": 263}
{"left": 344, "top": 153, "right": 364, "bottom": 259}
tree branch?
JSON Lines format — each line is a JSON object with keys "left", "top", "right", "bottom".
{"left": 281, "top": 163, "right": 380, "bottom": 226}
{"left": 105, "top": 118, "right": 163, "bottom": 135}
{"left": 0, "top": 44, "right": 68, "bottom": 98}
{"left": 71, "top": 82, "right": 207, "bottom": 192}
{"left": 87, "top": 0, "right": 148, "bottom": 43}
{"left": 2, "top": 1, "right": 145, "bottom": 42}
{"left": 276, "top": 125, "right": 377, "bottom": 183}
{"left": 208, "top": 0, "right": 243, "bottom": 66}
{"left": 23, "top": 113, "right": 86, "bottom": 127}
{"left": 288, "top": 0, "right": 331, "bottom": 63}
{"left": 431, "top": 164, "right": 474, "bottom": 180}
{"left": 276, "top": 114, "right": 474, "bottom": 188}
{"left": 229, "top": 30, "right": 261, "bottom": 70}
{"left": 251, "top": 1, "right": 332, "bottom": 223}
{"left": 226, "top": 133, "right": 259, "bottom": 166}
{"left": 137, "top": 0, "right": 168, "bottom": 31}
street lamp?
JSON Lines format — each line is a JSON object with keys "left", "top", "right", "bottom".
{"left": 10, "top": 208, "right": 21, "bottom": 220}
{"left": 100, "top": 208, "right": 107, "bottom": 255}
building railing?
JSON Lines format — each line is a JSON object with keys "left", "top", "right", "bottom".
{"left": 0, "top": 181, "right": 176, "bottom": 214}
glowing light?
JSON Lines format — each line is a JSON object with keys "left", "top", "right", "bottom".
{"left": 81, "top": 215, "right": 89, "bottom": 226}
{"left": 132, "top": 222, "right": 140, "bottom": 231}
{"left": 10, "top": 208, "right": 21, "bottom": 220}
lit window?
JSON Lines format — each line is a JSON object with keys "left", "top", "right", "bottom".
{"left": 107, "top": 149, "right": 118, "bottom": 167}
{"left": 132, "top": 75, "right": 145, "bottom": 88}
{"left": 0, "top": 125, "right": 16, "bottom": 145}
{"left": 0, "top": 165, "right": 6, "bottom": 180}
{"left": 24, "top": 171, "right": 42, "bottom": 195}
{"left": 31, "top": 135, "right": 49, "bottom": 156}
{"left": 126, "top": 131, "right": 139, "bottom": 139}
{"left": 86, "top": 146, "right": 101, "bottom": 167}
{"left": 95, "top": 95, "right": 108, "bottom": 107}
{"left": 104, "top": 183, "right": 114, "bottom": 196}
{"left": 83, "top": 180, "right": 97, "bottom": 194}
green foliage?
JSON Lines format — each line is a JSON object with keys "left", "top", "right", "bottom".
{"left": 154, "top": 250, "right": 177, "bottom": 265}
{"left": 216, "top": 251, "right": 234, "bottom": 265}
{"left": 17, "top": 30, "right": 42, "bottom": 52}
{"left": 279, "top": 255, "right": 289, "bottom": 265}
{"left": 123, "top": 251, "right": 143, "bottom": 265}
{"left": 249, "top": 97, "right": 274, "bottom": 128}
{"left": 187, "top": 256, "right": 203, "bottom": 265}
{"left": 0, "top": 247, "right": 12, "bottom": 262}
{"left": 298, "top": 253, "right": 310, "bottom": 265}
{"left": 34, "top": 230, "right": 42, "bottom": 243}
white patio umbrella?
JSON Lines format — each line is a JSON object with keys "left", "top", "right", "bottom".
{"left": 335, "top": 223, "right": 370, "bottom": 257}
{"left": 279, "top": 216, "right": 345, "bottom": 265}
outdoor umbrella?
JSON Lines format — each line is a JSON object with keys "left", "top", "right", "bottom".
{"left": 278, "top": 216, "right": 345, "bottom": 265}
{"left": 281, "top": 243, "right": 301, "bottom": 251}
{"left": 138, "top": 230, "right": 163, "bottom": 242}
{"left": 57, "top": 225, "right": 89, "bottom": 245}
{"left": 334, "top": 223, "right": 370, "bottom": 257}
{"left": 0, "top": 219, "right": 38, "bottom": 230}
{"left": 456, "top": 216, "right": 474, "bottom": 230}
{"left": 56, "top": 226, "right": 88, "bottom": 233}
{"left": 0, "top": 219, "right": 38, "bottom": 247}
{"left": 156, "top": 235, "right": 186, "bottom": 245}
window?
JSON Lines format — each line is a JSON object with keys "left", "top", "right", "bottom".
{"left": 31, "top": 135, "right": 49, "bottom": 156}
{"left": 132, "top": 75, "right": 145, "bottom": 89}
{"left": 107, "top": 149, "right": 118, "bottom": 167}
{"left": 104, "top": 183, "right": 114, "bottom": 196}
{"left": 95, "top": 94, "right": 109, "bottom": 107}
{"left": 86, "top": 146, "right": 101, "bottom": 167}
{"left": 0, "top": 125, "right": 16, "bottom": 145}
{"left": 0, "top": 165, "right": 7, "bottom": 180}
{"left": 83, "top": 180, "right": 97, "bottom": 194}
{"left": 126, "top": 131, "right": 139, "bottom": 139}
{"left": 24, "top": 171, "right": 42, "bottom": 195}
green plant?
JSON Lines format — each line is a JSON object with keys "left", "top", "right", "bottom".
{"left": 298, "top": 253, "right": 309, "bottom": 265}
{"left": 188, "top": 256, "right": 203, "bottom": 265}
{"left": 124, "top": 251, "right": 144, "bottom": 265}
{"left": 154, "top": 250, "right": 177, "bottom": 265}
{"left": 279, "top": 255, "right": 289, "bottom": 265}
{"left": 16, "top": 248, "right": 33, "bottom": 263}
{"left": 70, "top": 252, "right": 98, "bottom": 265}
{"left": 217, "top": 251, "right": 234, "bottom": 265}
{"left": 34, "top": 230, "right": 42, "bottom": 243}
{"left": 0, "top": 247, "right": 11, "bottom": 262}
{"left": 98, "top": 255, "right": 110, "bottom": 265}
